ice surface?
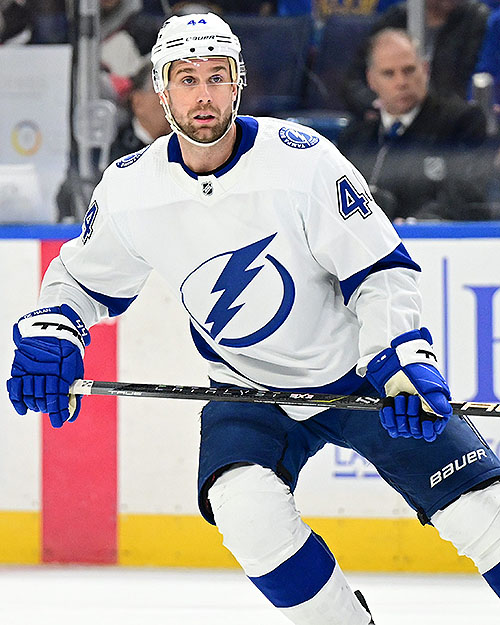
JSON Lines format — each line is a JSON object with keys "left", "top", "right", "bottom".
{"left": 0, "top": 566, "right": 497, "bottom": 625}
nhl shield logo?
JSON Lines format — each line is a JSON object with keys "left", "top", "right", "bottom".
{"left": 202, "top": 181, "right": 213, "bottom": 196}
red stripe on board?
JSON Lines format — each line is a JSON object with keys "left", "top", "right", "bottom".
{"left": 41, "top": 240, "right": 118, "bottom": 563}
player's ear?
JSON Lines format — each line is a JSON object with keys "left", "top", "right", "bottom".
{"left": 231, "top": 82, "right": 237, "bottom": 102}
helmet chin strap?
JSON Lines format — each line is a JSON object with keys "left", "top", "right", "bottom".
{"left": 159, "top": 89, "right": 240, "bottom": 148}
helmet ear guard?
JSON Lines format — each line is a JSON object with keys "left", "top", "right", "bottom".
{"left": 150, "top": 13, "right": 246, "bottom": 147}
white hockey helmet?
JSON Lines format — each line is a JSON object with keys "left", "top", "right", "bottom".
{"left": 150, "top": 13, "right": 246, "bottom": 146}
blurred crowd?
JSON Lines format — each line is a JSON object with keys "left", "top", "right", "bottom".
{"left": 0, "top": 0, "right": 499, "bottom": 223}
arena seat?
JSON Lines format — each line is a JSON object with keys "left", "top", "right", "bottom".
{"left": 304, "top": 13, "right": 376, "bottom": 111}
{"left": 226, "top": 15, "right": 314, "bottom": 116}
{"left": 280, "top": 13, "right": 375, "bottom": 143}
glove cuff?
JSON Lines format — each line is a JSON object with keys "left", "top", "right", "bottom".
{"left": 391, "top": 327, "right": 433, "bottom": 348}
{"left": 366, "top": 327, "right": 437, "bottom": 394}
{"left": 16, "top": 305, "right": 90, "bottom": 355}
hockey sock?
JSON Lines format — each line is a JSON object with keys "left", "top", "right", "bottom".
{"left": 248, "top": 532, "right": 371, "bottom": 624}
{"left": 483, "top": 562, "right": 500, "bottom": 597}
{"left": 209, "top": 466, "right": 371, "bottom": 624}
{"left": 248, "top": 531, "right": 335, "bottom": 607}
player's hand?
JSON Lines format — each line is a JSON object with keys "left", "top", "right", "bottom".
{"left": 379, "top": 392, "right": 447, "bottom": 441}
{"left": 6, "top": 305, "right": 90, "bottom": 428}
{"left": 365, "top": 327, "right": 452, "bottom": 443}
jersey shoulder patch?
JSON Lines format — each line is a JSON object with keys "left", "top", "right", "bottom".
{"left": 278, "top": 126, "right": 320, "bottom": 150}
{"left": 115, "top": 145, "right": 150, "bottom": 168}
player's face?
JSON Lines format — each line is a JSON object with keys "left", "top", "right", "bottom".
{"left": 165, "top": 58, "right": 237, "bottom": 144}
{"left": 367, "top": 38, "right": 428, "bottom": 116}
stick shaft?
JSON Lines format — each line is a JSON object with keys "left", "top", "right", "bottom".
{"left": 69, "top": 379, "right": 500, "bottom": 417}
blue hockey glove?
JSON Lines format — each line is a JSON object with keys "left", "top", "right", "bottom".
{"left": 365, "top": 328, "right": 452, "bottom": 443}
{"left": 6, "top": 305, "right": 90, "bottom": 428}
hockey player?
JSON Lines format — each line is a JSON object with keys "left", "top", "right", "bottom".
{"left": 7, "top": 13, "right": 500, "bottom": 624}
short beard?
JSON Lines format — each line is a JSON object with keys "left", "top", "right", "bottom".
{"left": 174, "top": 109, "right": 233, "bottom": 144}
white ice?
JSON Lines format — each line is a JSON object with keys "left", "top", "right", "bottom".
{"left": 0, "top": 566, "right": 497, "bottom": 625}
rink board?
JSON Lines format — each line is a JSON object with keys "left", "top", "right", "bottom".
{"left": 1, "top": 223, "right": 500, "bottom": 572}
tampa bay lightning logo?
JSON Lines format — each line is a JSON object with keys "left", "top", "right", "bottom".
{"left": 180, "top": 234, "right": 295, "bottom": 348}
{"left": 116, "top": 145, "right": 150, "bottom": 168}
{"left": 279, "top": 127, "right": 319, "bottom": 149}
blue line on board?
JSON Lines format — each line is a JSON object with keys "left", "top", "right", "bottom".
{"left": 395, "top": 222, "right": 500, "bottom": 239}
{"left": 0, "top": 224, "right": 81, "bottom": 240}
{"left": 2, "top": 222, "right": 500, "bottom": 241}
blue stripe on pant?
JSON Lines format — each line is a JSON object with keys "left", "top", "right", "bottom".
{"left": 248, "top": 532, "right": 336, "bottom": 608}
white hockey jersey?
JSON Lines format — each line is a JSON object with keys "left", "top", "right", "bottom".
{"left": 39, "top": 116, "right": 422, "bottom": 419}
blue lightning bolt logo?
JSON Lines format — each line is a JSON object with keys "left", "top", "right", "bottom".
{"left": 206, "top": 234, "right": 276, "bottom": 339}
{"left": 180, "top": 233, "right": 295, "bottom": 349}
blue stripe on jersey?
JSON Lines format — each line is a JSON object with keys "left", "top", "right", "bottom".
{"left": 190, "top": 322, "right": 366, "bottom": 395}
{"left": 167, "top": 116, "right": 259, "bottom": 179}
{"left": 167, "top": 135, "right": 196, "bottom": 179}
{"left": 190, "top": 322, "right": 222, "bottom": 362}
{"left": 214, "top": 116, "right": 259, "bottom": 177}
{"left": 76, "top": 280, "right": 138, "bottom": 317}
{"left": 340, "top": 242, "right": 421, "bottom": 305}
{"left": 248, "top": 532, "right": 336, "bottom": 607}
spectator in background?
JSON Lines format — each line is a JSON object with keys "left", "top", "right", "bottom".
{"left": 170, "top": 2, "right": 223, "bottom": 14}
{"left": 341, "top": 0, "right": 490, "bottom": 120}
{"left": 100, "top": 0, "right": 165, "bottom": 100}
{"left": 142, "top": 0, "right": 169, "bottom": 15}
{"left": 109, "top": 61, "right": 171, "bottom": 162}
{"left": 0, "top": 0, "right": 67, "bottom": 44}
{"left": 276, "top": 0, "right": 312, "bottom": 15}
{"left": 315, "top": 0, "right": 401, "bottom": 18}
{"left": 58, "top": 59, "right": 171, "bottom": 220}
{"left": 214, "top": 0, "right": 311, "bottom": 15}
{"left": 57, "top": 0, "right": 168, "bottom": 222}
{"left": 137, "top": 0, "right": 311, "bottom": 15}
{"left": 337, "top": 28, "right": 492, "bottom": 221}
{"left": 206, "top": 1, "right": 277, "bottom": 14}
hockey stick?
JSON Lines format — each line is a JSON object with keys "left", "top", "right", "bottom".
{"left": 69, "top": 379, "right": 500, "bottom": 418}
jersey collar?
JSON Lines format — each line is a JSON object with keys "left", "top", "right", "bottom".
{"left": 167, "top": 116, "right": 259, "bottom": 180}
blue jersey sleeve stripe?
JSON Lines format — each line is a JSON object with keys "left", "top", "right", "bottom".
{"left": 340, "top": 242, "right": 421, "bottom": 305}
{"left": 76, "top": 280, "right": 138, "bottom": 317}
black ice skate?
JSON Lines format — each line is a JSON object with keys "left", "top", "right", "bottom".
{"left": 354, "top": 590, "right": 375, "bottom": 624}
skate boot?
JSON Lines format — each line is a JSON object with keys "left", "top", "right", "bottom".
{"left": 354, "top": 590, "right": 375, "bottom": 624}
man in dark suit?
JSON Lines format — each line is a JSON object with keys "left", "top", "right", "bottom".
{"left": 341, "top": 0, "right": 489, "bottom": 120}
{"left": 337, "top": 27, "right": 492, "bottom": 221}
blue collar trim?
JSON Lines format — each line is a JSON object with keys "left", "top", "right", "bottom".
{"left": 167, "top": 116, "right": 259, "bottom": 180}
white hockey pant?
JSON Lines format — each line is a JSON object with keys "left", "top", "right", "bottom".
{"left": 432, "top": 481, "right": 500, "bottom": 573}
{"left": 208, "top": 464, "right": 372, "bottom": 625}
